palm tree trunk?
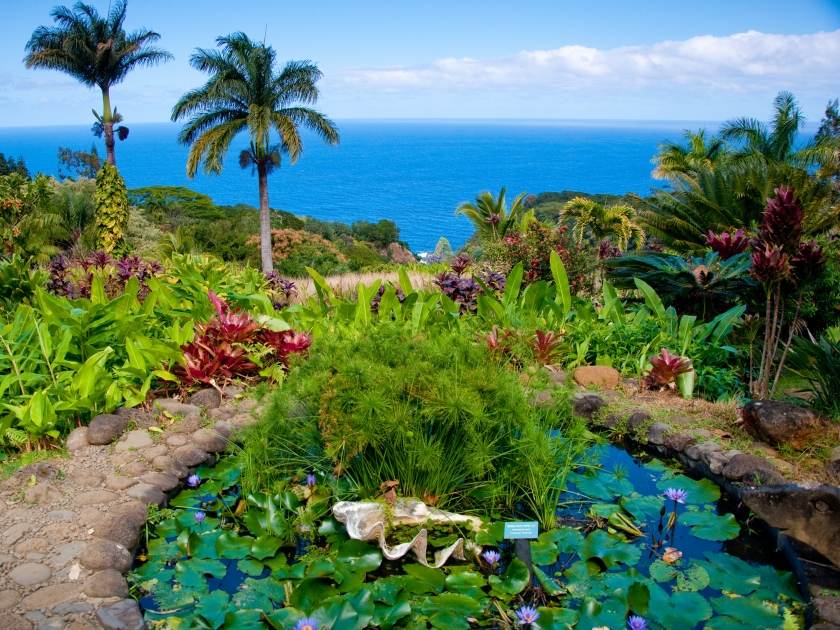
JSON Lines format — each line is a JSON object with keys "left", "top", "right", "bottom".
{"left": 101, "top": 87, "right": 116, "bottom": 167}
{"left": 258, "top": 162, "right": 273, "bottom": 272}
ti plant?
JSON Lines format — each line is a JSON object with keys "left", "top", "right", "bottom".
{"left": 749, "top": 188, "right": 827, "bottom": 399}
{"left": 531, "top": 330, "right": 563, "bottom": 366}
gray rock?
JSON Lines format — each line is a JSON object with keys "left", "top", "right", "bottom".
{"left": 620, "top": 377, "right": 638, "bottom": 390}
{"left": 721, "top": 454, "right": 778, "bottom": 480}
{"left": 692, "top": 428, "right": 714, "bottom": 439}
{"left": 627, "top": 410, "right": 652, "bottom": 430}
{"left": 154, "top": 398, "right": 201, "bottom": 417}
{"left": 811, "top": 625, "right": 840, "bottom": 630}
{"left": 152, "top": 455, "right": 188, "bottom": 478}
{"left": 190, "top": 388, "right": 222, "bottom": 409}
{"left": 237, "top": 398, "right": 258, "bottom": 411}
{"left": 19, "top": 583, "right": 80, "bottom": 611}
{"left": 114, "top": 430, "right": 153, "bottom": 453}
{"left": 95, "top": 599, "right": 146, "bottom": 630}
{"left": 0, "top": 589, "right": 20, "bottom": 609}
{"left": 646, "top": 422, "right": 671, "bottom": 445}
{"left": 742, "top": 399, "right": 831, "bottom": 451}
{"left": 70, "top": 470, "right": 104, "bottom": 487}
{"left": 140, "top": 472, "right": 180, "bottom": 492}
{"left": 52, "top": 600, "right": 94, "bottom": 614}
{"left": 214, "top": 421, "right": 233, "bottom": 439}
{"left": 1, "top": 462, "right": 59, "bottom": 490}
{"left": 229, "top": 413, "right": 257, "bottom": 431}
{"left": 172, "top": 443, "right": 210, "bottom": 467}
{"left": 84, "top": 569, "right": 129, "bottom": 598}
{"left": 50, "top": 540, "right": 85, "bottom": 567}
{"left": 684, "top": 441, "right": 722, "bottom": 461}
{"left": 224, "top": 385, "right": 245, "bottom": 397}
{"left": 705, "top": 451, "right": 731, "bottom": 475}
{"left": 165, "top": 434, "right": 190, "bottom": 447}
{"left": 142, "top": 444, "right": 169, "bottom": 461}
{"left": 529, "top": 390, "right": 555, "bottom": 409}
{"left": 24, "top": 483, "right": 62, "bottom": 504}
{"left": 663, "top": 432, "right": 696, "bottom": 452}
{"left": 105, "top": 475, "right": 138, "bottom": 491}
{"left": 65, "top": 427, "right": 90, "bottom": 452}
{"left": 827, "top": 459, "right": 840, "bottom": 483}
{"left": 741, "top": 468, "right": 788, "bottom": 487}
{"left": 87, "top": 414, "right": 129, "bottom": 445}
{"left": 572, "top": 393, "right": 607, "bottom": 420}
{"left": 80, "top": 539, "right": 132, "bottom": 573}
{"left": 667, "top": 415, "right": 694, "bottom": 424}
{"left": 190, "top": 428, "right": 227, "bottom": 453}
{"left": 8, "top": 563, "right": 51, "bottom": 586}
{"left": 119, "top": 461, "right": 149, "bottom": 477}
{"left": 46, "top": 509, "right": 76, "bottom": 520}
{"left": 114, "top": 406, "right": 156, "bottom": 430}
{"left": 125, "top": 483, "right": 165, "bottom": 506}
{"left": 94, "top": 516, "right": 140, "bottom": 549}
{"left": 743, "top": 484, "right": 840, "bottom": 570}
{"left": 831, "top": 446, "right": 840, "bottom": 462}
{"left": 545, "top": 369, "right": 567, "bottom": 387}
{"left": 113, "top": 449, "right": 140, "bottom": 466}
{"left": 208, "top": 407, "right": 235, "bottom": 421}
{"left": 109, "top": 502, "right": 148, "bottom": 527}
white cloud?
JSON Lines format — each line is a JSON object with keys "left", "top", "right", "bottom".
{"left": 326, "top": 30, "right": 840, "bottom": 95}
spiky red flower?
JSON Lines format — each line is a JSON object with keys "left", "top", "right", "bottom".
{"left": 705, "top": 228, "right": 748, "bottom": 260}
{"left": 450, "top": 255, "right": 472, "bottom": 277}
{"left": 790, "top": 240, "right": 826, "bottom": 286}
{"left": 761, "top": 187, "right": 803, "bottom": 252}
{"left": 257, "top": 329, "right": 312, "bottom": 364}
{"left": 750, "top": 244, "right": 790, "bottom": 291}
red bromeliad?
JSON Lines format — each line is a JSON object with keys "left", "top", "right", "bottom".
{"left": 532, "top": 330, "right": 563, "bottom": 366}
{"left": 645, "top": 348, "right": 693, "bottom": 389}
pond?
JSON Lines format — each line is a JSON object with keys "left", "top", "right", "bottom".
{"left": 130, "top": 440, "right": 804, "bottom": 630}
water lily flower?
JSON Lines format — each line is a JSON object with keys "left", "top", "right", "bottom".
{"left": 194, "top": 511, "right": 206, "bottom": 522}
{"left": 664, "top": 488, "right": 688, "bottom": 504}
{"left": 515, "top": 605, "right": 540, "bottom": 627}
{"left": 187, "top": 474, "right": 201, "bottom": 488}
{"left": 482, "top": 550, "right": 501, "bottom": 566}
{"left": 294, "top": 618, "right": 319, "bottom": 630}
{"left": 627, "top": 615, "right": 648, "bottom": 630}
{"left": 306, "top": 474, "right": 316, "bottom": 489}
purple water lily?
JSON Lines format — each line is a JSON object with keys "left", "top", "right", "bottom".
{"left": 627, "top": 615, "right": 648, "bottom": 630}
{"left": 187, "top": 474, "right": 201, "bottom": 488}
{"left": 306, "top": 474, "right": 316, "bottom": 489}
{"left": 293, "top": 618, "right": 319, "bottom": 630}
{"left": 515, "top": 605, "right": 540, "bottom": 627}
{"left": 194, "top": 511, "right": 205, "bottom": 522}
{"left": 664, "top": 488, "right": 688, "bottom": 504}
{"left": 482, "top": 550, "right": 501, "bottom": 566}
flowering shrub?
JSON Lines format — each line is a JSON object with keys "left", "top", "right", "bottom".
{"left": 705, "top": 228, "right": 748, "bottom": 260}
{"left": 45, "top": 251, "right": 162, "bottom": 300}
{"left": 493, "top": 223, "right": 590, "bottom": 289}
{"left": 249, "top": 229, "right": 347, "bottom": 277}
{"left": 265, "top": 270, "right": 298, "bottom": 310}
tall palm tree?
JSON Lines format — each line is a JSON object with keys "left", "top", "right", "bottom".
{"left": 172, "top": 33, "right": 339, "bottom": 272}
{"left": 720, "top": 91, "right": 807, "bottom": 165}
{"left": 651, "top": 129, "right": 729, "bottom": 181}
{"left": 456, "top": 187, "right": 527, "bottom": 241}
{"left": 24, "top": 1, "right": 172, "bottom": 167}
{"left": 562, "top": 197, "right": 645, "bottom": 292}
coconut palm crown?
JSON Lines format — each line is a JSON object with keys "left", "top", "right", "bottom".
{"left": 456, "top": 187, "right": 527, "bottom": 242}
{"left": 171, "top": 32, "right": 339, "bottom": 272}
{"left": 651, "top": 129, "right": 728, "bottom": 181}
{"left": 24, "top": 0, "right": 172, "bottom": 166}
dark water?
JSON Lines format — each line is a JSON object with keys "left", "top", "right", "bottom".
{"left": 0, "top": 120, "right": 719, "bottom": 252}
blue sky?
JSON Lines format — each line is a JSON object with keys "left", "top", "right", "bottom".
{"left": 1, "top": 0, "right": 839, "bottom": 125}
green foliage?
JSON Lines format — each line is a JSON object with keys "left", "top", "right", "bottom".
{"left": 94, "top": 163, "right": 130, "bottom": 252}
{"left": 456, "top": 187, "right": 527, "bottom": 242}
{"left": 525, "top": 190, "right": 633, "bottom": 225}
{"left": 0, "top": 255, "right": 47, "bottom": 312}
{"left": 0, "top": 173, "right": 58, "bottom": 264}
{"left": 0, "top": 153, "right": 30, "bottom": 179}
{"left": 788, "top": 333, "right": 840, "bottom": 419}
{"left": 57, "top": 145, "right": 102, "bottom": 180}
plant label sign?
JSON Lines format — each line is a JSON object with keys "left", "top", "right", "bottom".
{"left": 503, "top": 521, "right": 538, "bottom": 539}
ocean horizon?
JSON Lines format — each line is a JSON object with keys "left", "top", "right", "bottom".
{"left": 0, "top": 118, "right": 775, "bottom": 252}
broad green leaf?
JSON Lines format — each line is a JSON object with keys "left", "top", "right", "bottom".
{"left": 711, "top": 595, "right": 786, "bottom": 629}
{"left": 445, "top": 571, "right": 486, "bottom": 599}
{"left": 403, "top": 564, "right": 445, "bottom": 593}
{"left": 487, "top": 558, "right": 529, "bottom": 595}
{"left": 680, "top": 509, "right": 741, "bottom": 541}
{"left": 534, "top": 566, "right": 564, "bottom": 596}
{"left": 695, "top": 551, "right": 762, "bottom": 595}
{"left": 655, "top": 475, "right": 720, "bottom": 504}
{"left": 289, "top": 578, "right": 339, "bottom": 613}
{"left": 371, "top": 600, "right": 411, "bottom": 629}
{"left": 580, "top": 530, "right": 641, "bottom": 569}
{"left": 550, "top": 251, "right": 571, "bottom": 318}
{"left": 531, "top": 540, "right": 559, "bottom": 565}
{"left": 237, "top": 558, "right": 265, "bottom": 576}
{"left": 216, "top": 531, "right": 255, "bottom": 559}
{"left": 676, "top": 563, "right": 710, "bottom": 592}
{"left": 336, "top": 539, "right": 382, "bottom": 574}
{"left": 250, "top": 536, "right": 284, "bottom": 561}
{"left": 648, "top": 590, "right": 713, "bottom": 630}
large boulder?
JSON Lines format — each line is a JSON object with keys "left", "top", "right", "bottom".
{"left": 742, "top": 484, "right": 840, "bottom": 568}
{"left": 573, "top": 366, "right": 621, "bottom": 390}
{"left": 96, "top": 598, "right": 145, "bottom": 630}
{"left": 742, "top": 400, "right": 831, "bottom": 451}
{"left": 115, "top": 406, "right": 157, "bottom": 430}
{"left": 84, "top": 569, "right": 129, "bottom": 598}
{"left": 66, "top": 427, "right": 90, "bottom": 452}
{"left": 721, "top": 453, "right": 779, "bottom": 480}
{"left": 80, "top": 539, "right": 132, "bottom": 573}
{"left": 87, "top": 414, "right": 129, "bottom": 445}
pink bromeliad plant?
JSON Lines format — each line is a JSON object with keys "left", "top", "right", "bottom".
{"left": 645, "top": 348, "right": 693, "bottom": 390}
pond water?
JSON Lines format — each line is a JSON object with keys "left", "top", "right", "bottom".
{"left": 132, "top": 440, "right": 803, "bottom": 629}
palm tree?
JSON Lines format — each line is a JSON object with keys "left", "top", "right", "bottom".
{"left": 561, "top": 197, "right": 645, "bottom": 292}
{"left": 456, "top": 187, "right": 527, "bottom": 241}
{"left": 652, "top": 129, "right": 729, "bottom": 180}
{"left": 24, "top": 1, "right": 172, "bottom": 167}
{"left": 171, "top": 33, "right": 339, "bottom": 272}
{"left": 720, "top": 91, "right": 808, "bottom": 165}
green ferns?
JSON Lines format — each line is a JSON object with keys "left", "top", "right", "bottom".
{"left": 241, "top": 324, "right": 588, "bottom": 517}
{"left": 94, "top": 162, "right": 130, "bottom": 252}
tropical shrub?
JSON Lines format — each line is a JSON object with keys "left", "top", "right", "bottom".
{"left": 93, "top": 163, "right": 130, "bottom": 253}
{"left": 491, "top": 223, "right": 590, "bottom": 288}
{"left": 0, "top": 173, "right": 58, "bottom": 264}
{"left": 788, "top": 333, "right": 840, "bottom": 419}
{"left": 251, "top": 229, "right": 347, "bottom": 278}
{"left": 0, "top": 255, "right": 47, "bottom": 312}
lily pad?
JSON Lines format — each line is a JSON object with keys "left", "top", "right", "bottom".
{"left": 289, "top": 578, "right": 340, "bottom": 613}
{"left": 676, "top": 563, "right": 710, "bottom": 592}
{"left": 216, "top": 531, "right": 255, "bottom": 560}
{"left": 580, "top": 530, "right": 641, "bottom": 569}
{"left": 488, "top": 558, "right": 530, "bottom": 595}
{"left": 710, "top": 594, "right": 785, "bottom": 628}
{"left": 680, "top": 509, "right": 741, "bottom": 541}
{"left": 445, "top": 571, "right": 486, "bottom": 599}
{"left": 237, "top": 558, "right": 265, "bottom": 577}
{"left": 336, "top": 539, "right": 382, "bottom": 574}
{"left": 531, "top": 540, "right": 559, "bottom": 565}
{"left": 538, "top": 527, "right": 584, "bottom": 553}
{"left": 648, "top": 590, "right": 713, "bottom": 630}
{"left": 695, "top": 552, "right": 761, "bottom": 595}
{"left": 655, "top": 475, "right": 720, "bottom": 504}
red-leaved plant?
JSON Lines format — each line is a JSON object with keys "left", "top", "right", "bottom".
{"left": 173, "top": 292, "right": 311, "bottom": 386}
{"left": 480, "top": 325, "right": 516, "bottom": 358}
{"left": 705, "top": 228, "right": 748, "bottom": 260}
{"left": 531, "top": 330, "right": 563, "bottom": 366}
{"left": 645, "top": 348, "right": 693, "bottom": 389}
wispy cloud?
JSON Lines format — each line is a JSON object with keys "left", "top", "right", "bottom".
{"left": 327, "top": 30, "right": 840, "bottom": 95}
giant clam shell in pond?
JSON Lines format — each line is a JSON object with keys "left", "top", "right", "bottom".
{"left": 332, "top": 499, "right": 483, "bottom": 568}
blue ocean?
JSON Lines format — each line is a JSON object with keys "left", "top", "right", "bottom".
{"left": 0, "top": 120, "right": 717, "bottom": 252}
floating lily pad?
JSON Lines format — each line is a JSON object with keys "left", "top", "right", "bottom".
{"left": 710, "top": 594, "right": 786, "bottom": 628}
{"left": 680, "top": 508, "right": 741, "bottom": 541}
{"left": 580, "top": 530, "right": 641, "bottom": 569}
{"left": 655, "top": 475, "right": 720, "bottom": 504}
{"left": 488, "top": 558, "right": 530, "bottom": 595}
